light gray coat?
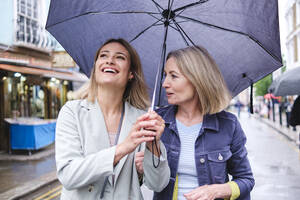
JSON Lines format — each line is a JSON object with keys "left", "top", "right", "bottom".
{"left": 55, "top": 99, "right": 170, "bottom": 200}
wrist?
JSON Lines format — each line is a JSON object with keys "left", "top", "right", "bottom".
{"left": 114, "top": 143, "right": 128, "bottom": 165}
{"left": 213, "top": 183, "right": 231, "bottom": 199}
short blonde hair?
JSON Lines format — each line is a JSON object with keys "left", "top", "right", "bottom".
{"left": 167, "top": 46, "right": 232, "bottom": 114}
{"left": 87, "top": 38, "right": 149, "bottom": 110}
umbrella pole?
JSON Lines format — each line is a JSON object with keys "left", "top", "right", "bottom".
{"left": 149, "top": 10, "right": 172, "bottom": 168}
{"left": 151, "top": 21, "right": 169, "bottom": 110}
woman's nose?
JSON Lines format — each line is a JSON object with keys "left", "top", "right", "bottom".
{"left": 106, "top": 56, "right": 115, "bottom": 64}
{"left": 162, "top": 78, "right": 169, "bottom": 88}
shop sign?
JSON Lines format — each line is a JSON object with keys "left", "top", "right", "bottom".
{"left": 52, "top": 52, "right": 76, "bottom": 68}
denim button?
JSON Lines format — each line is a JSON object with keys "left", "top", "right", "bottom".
{"left": 200, "top": 158, "right": 205, "bottom": 163}
{"left": 218, "top": 153, "right": 223, "bottom": 161}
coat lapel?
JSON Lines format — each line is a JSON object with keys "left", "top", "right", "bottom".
{"left": 81, "top": 99, "right": 111, "bottom": 148}
{"left": 113, "top": 102, "right": 140, "bottom": 185}
{"left": 80, "top": 99, "right": 114, "bottom": 185}
{"left": 81, "top": 100, "right": 142, "bottom": 186}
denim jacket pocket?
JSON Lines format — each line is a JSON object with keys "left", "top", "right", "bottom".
{"left": 207, "top": 149, "right": 232, "bottom": 183}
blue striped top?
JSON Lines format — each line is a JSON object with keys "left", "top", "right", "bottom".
{"left": 176, "top": 119, "right": 202, "bottom": 200}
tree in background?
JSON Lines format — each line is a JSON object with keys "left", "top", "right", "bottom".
{"left": 255, "top": 54, "right": 286, "bottom": 97}
{"left": 254, "top": 74, "right": 272, "bottom": 96}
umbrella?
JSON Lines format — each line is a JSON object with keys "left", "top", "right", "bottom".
{"left": 268, "top": 67, "right": 300, "bottom": 96}
{"left": 263, "top": 93, "right": 280, "bottom": 100}
{"left": 46, "top": 0, "right": 282, "bottom": 107}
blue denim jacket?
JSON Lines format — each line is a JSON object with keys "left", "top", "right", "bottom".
{"left": 153, "top": 105, "right": 254, "bottom": 200}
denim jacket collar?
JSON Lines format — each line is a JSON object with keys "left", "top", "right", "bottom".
{"left": 161, "top": 105, "right": 219, "bottom": 132}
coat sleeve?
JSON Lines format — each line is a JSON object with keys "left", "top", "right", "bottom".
{"left": 55, "top": 103, "right": 115, "bottom": 190}
{"left": 227, "top": 118, "right": 255, "bottom": 199}
{"left": 142, "top": 141, "right": 170, "bottom": 192}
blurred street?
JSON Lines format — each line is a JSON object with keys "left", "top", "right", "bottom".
{"left": 1, "top": 111, "right": 300, "bottom": 199}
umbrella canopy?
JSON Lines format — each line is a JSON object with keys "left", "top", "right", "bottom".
{"left": 46, "top": 0, "right": 282, "bottom": 107}
{"left": 268, "top": 67, "right": 300, "bottom": 96}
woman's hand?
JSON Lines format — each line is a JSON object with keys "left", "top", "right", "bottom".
{"left": 183, "top": 184, "right": 231, "bottom": 200}
{"left": 135, "top": 151, "right": 144, "bottom": 174}
{"left": 114, "top": 112, "right": 160, "bottom": 165}
{"left": 143, "top": 110, "right": 165, "bottom": 156}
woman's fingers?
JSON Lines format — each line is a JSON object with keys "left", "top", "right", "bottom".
{"left": 134, "top": 119, "right": 160, "bottom": 131}
{"left": 135, "top": 151, "right": 144, "bottom": 174}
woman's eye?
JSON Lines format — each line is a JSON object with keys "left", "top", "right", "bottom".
{"left": 99, "top": 54, "right": 107, "bottom": 58}
{"left": 116, "top": 56, "right": 125, "bottom": 60}
{"left": 171, "top": 74, "right": 177, "bottom": 79}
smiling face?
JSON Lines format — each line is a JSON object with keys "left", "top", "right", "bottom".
{"left": 94, "top": 42, "right": 133, "bottom": 88}
{"left": 163, "top": 57, "right": 198, "bottom": 106}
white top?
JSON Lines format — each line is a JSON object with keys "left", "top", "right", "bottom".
{"left": 176, "top": 119, "right": 202, "bottom": 200}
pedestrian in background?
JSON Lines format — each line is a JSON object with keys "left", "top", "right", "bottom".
{"left": 284, "top": 96, "right": 293, "bottom": 128}
{"left": 55, "top": 38, "right": 170, "bottom": 200}
{"left": 289, "top": 96, "right": 300, "bottom": 127}
{"left": 137, "top": 46, "right": 254, "bottom": 200}
{"left": 235, "top": 100, "right": 243, "bottom": 118}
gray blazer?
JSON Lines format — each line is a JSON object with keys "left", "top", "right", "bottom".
{"left": 55, "top": 99, "right": 170, "bottom": 200}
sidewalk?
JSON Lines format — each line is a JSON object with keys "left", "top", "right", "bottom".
{"left": 254, "top": 113, "right": 300, "bottom": 147}
{"left": 0, "top": 144, "right": 57, "bottom": 200}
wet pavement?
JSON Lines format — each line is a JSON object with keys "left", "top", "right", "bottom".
{"left": 0, "top": 111, "right": 300, "bottom": 199}
{"left": 0, "top": 155, "right": 56, "bottom": 194}
{"left": 244, "top": 113, "right": 300, "bottom": 199}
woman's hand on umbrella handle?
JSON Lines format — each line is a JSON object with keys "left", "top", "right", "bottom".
{"left": 114, "top": 118, "right": 157, "bottom": 165}
{"left": 120, "top": 114, "right": 158, "bottom": 152}
{"left": 145, "top": 110, "right": 165, "bottom": 141}
{"left": 143, "top": 110, "right": 165, "bottom": 153}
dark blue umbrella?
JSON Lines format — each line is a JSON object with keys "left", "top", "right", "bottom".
{"left": 46, "top": 0, "right": 282, "bottom": 107}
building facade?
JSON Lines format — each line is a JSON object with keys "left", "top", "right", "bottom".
{"left": 0, "top": 0, "right": 88, "bottom": 152}
{"left": 285, "top": 0, "right": 300, "bottom": 70}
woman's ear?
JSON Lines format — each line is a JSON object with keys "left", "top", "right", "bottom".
{"left": 129, "top": 71, "right": 134, "bottom": 80}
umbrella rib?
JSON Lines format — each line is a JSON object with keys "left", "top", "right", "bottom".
{"left": 168, "top": 0, "right": 171, "bottom": 10}
{"left": 173, "top": 0, "right": 209, "bottom": 13}
{"left": 154, "top": 22, "right": 181, "bottom": 32}
{"left": 172, "top": 19, "right": 196, "bottom": 46}
{"left": 92, "top": 10, "right": 160, "bottom": 15}
{"left": 167, "top": 0, "right": 175, "bottom": 19}
{"left": 147, "top": 14, "right": 182, "bottom": 32}
{"left": 150, "top": 0, "right": 164, "bottom": 13}
{"left": 46, "top": 11, "right": 161, "bottom": 28}
{"left": 130, "top": 19, "right": 163, "bottom": 43}
{"left": 171, "top": 20, "right": 190, "bottom": 46}
{"left": 177, "top": 15, "right": 282, "bottom": 63}
{"left": 148, "top": 13, "right": 165, "bottom": 22}
{"left": 175, "top": 8, "right": 186, "bottom": 18}
{"left": 154, "top": 20, "right": 179, "bottom": 31}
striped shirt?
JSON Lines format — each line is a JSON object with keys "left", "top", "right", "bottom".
{"left": 176, "top": 119, "right": 202, "bottom": 200}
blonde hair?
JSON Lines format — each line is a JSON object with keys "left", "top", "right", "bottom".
{"left": 167, "top": 46, "right": 232, "bottom": 114}
{"left": 87, "top": 38, "right": 149, "bottom": 110}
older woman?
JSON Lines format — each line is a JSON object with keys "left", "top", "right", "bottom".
{"left": 137, "top": 46, "right": 254, "bottom": 200}
{"left": 55, "top": 38, "right": 170, "bottom": 200}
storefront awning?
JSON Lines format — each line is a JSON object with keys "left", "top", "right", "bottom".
{"left": 0, "top": 64, "right": 88, "bottom": 82}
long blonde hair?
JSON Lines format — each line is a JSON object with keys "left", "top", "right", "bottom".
{"left": 167, "top": 46, "right": 232, "bottom": 114}
{"left": 87, "top": 38, "right": 149, "bottom": 110}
